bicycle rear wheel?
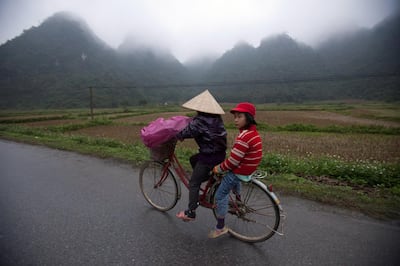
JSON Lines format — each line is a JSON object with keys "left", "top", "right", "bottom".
{"left": 213, "top": 179, "right": 280, "bottom": 243}
{"left": 139, "top": 161, "right": 179, "bottom": 211}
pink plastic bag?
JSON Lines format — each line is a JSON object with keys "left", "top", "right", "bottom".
{"left": 140, "top": 116, "right": 191, "bottom": 148}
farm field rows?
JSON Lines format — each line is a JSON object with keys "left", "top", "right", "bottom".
{"left": 77, "top": 109, "right": 399, "bottom": 163}
{"left": 1, "top": 102, "right": 399, "bottom": 219}
{"left": 68, "top": 124, "right": 399, "bottom": 163}
{"left": 3, "top": 107, "right": 399, "bottom": 164}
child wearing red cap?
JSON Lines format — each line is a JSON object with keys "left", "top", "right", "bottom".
{"left": 209, "top": 102, "right": 263, "bottom": 238}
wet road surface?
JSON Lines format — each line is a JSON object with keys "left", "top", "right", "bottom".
{"left": 0, "top": 140, "right": 399, "bottom": 265}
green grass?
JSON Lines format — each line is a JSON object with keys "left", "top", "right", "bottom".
{"left": 1, "top": 123, "right": 399, "bottom": 220}
{"left": 0, "top": 124, "right": 149, "bottom": 165}
{"left": 225, "top": 123, "right": 400, "bottom": 135}
{"left": 0, "top": 102, "right": 399, "bottom": 221}
{"left": 262, "top": 153, "right": 400, "bottom": 188}
{"left": 268, "top": 174, "right": 400, "bottom": 220}
{"left": 257, "top": 101, "right": 400, "bottom": 112}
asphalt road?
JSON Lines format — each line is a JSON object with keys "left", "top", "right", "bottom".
{"left": 0, "top": 139, "right": 399, "bottom": 266}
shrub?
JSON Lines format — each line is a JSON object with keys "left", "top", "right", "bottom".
{"left": 261, "top": 153, "right": 400, "bottom": 188}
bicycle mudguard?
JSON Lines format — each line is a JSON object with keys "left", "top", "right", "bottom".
{"left": 251, "top": 178, "right": 283, "bottom": 212}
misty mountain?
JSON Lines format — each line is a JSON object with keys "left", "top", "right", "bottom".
{"left": 0, "top": 12, "right": 123, "bottom": 108}
{"left": 207, "top": 41, "right": 257, "bottom": 81}
{"left": 317, "top": 12, "right": 400, "bottom": 75}
{"left": 184, "top": 55, "right": 218, "bottom": 82}
{"left": 0, "top": 12, "right": 119, "bottom": 81}
{"left": 205, "top": 35, "right": 328, "bottom": 82}
{"left": 194, "top": 13, "right": 399, "bottom": 103}
{"left": 117, "top": 35, "right": 189, "bottom": 85}
{"left": 0, "top": 12, "right": 188, "bottom": 108}
{"left": 0, "top": 11, "right": 399, "bottom": 108}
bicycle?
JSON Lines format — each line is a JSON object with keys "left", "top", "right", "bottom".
{"left": 139, "top": 139, "right": 284, "bottom": 243}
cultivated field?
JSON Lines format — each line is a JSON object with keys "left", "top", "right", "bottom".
{"left": 67, "top": 108, "right": 400, "bottom": 163}
{"left": 2, "top": 102, "right": 398, "bottom": 219}
{"left": 2, "top": 103, "right": 399, "bottom": 164}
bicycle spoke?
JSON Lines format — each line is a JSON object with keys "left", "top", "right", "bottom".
{"left": 139, "top": 161, "right": 179, "bottom": 211}
{"left": 217, "top": 179, "right": 280, "bottom": 243}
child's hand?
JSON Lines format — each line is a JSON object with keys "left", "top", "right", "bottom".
{"left": 213, "top": 165, "right": 222, "bottom": 174}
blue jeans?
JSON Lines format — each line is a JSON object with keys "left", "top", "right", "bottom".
{"left": 215, "top": 171, "right": 241, "bottom": 218}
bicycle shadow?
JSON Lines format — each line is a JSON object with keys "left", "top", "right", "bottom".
{"left": 136, "top": 206, "right": 276, "bottom": 264}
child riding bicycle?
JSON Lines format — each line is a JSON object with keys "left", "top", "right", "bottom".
{"left": 210, "top": 102, "right": 263, "bottom": 238}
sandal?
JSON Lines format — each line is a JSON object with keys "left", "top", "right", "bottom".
{"left": 176, "top": 210, "right": 195, "bottom": 222}
{"left": 208, "top": 226, "right": 229, "bottom": 238}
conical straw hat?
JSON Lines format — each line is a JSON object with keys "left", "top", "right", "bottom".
{"left": 182, "top": 90, "right": 225, "bottom": 114}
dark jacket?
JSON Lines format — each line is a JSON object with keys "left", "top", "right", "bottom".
{"left": 176, "top": 112, "right": 227, "bottom": 165}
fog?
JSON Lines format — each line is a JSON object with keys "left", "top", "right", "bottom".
{"left": 0, "top": 0, "right": 398, "bottom": 62}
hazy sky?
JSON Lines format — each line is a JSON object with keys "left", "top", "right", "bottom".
{"left": 0, "top": 0, "right": 398, "bottom": 62}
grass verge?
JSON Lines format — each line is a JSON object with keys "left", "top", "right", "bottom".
{"left": 0, "top": 121, "right": 400, "bottom": 219}
{"left": 268, "top": 174, "right": 400, "bottom": 220}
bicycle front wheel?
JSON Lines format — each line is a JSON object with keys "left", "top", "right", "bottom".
{"left": 139, "top": 161, "right": 179, "bottom": 211}
{"left": 213, "top": 179, "right": 280, "bottom": 243}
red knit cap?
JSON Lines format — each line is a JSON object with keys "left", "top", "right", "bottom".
{"left": 230, "top": 102, "right": 256, "bottom": 117}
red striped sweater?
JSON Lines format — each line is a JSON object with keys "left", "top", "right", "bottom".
{"left": 219, "top": 125, "right": 263, "bottom": 175}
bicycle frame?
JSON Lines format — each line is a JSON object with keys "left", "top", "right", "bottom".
{"left": 164, "top": 153, "right": 217, "bottom": 209}
{"left": 140, "top": 151, "right": 286, "bottom": 241}
{"left": 163, "top": 153, "right": 283, "bottom": 213}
